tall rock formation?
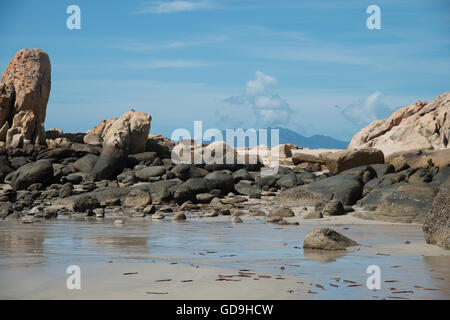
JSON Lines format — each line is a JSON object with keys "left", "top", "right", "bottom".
{"left": 348, "top": 92, "right": 449, "bottom": 157}
{"left": 0, "top": 49, "right": 51, "bottom": 148}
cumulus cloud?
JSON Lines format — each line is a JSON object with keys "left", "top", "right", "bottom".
{"left": 139, "top": 1, "right": 214, "bottom": 14}
{"left": 338, "top": 92, "right": 392, "bottom": 126}
{"left": 224, "top": 71, "right": 294, "bottom": 128}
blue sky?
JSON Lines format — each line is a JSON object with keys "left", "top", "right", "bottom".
{"left": 1, "top": 0, "right": 449, "bottom": 141}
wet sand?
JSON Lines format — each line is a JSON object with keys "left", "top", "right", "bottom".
{"left": 0, "top": 210, "right": 449, "bottom": 300}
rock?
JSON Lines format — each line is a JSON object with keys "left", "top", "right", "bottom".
{"left": 386, "top": 149, "right": 450, "bottom": 170}
{"left": 276, "top": 174, "right": 363, "bottom": 206}
{"left": 73, "top": 154, "right": 98, "bottom": 172}
{"left": 92, "top": 150, "right": 128, "bottom": 181}
{"left": 232, "top": 168, "right": 254, "bottom": 182}
{"left": 338, "top": 165, "right": 377, "bottom": 184}
{"left": 232, "top": 216, "right": 243, "bottom": 223}
{"left": 182, "top": 177, "right": 209, "bottom": 195}
{"left": 370, "top": 163, "right": 395, "bottom": 178}
{"left": 123, "top": 189, "right": 151, "bottom": 207}
{"left": 152, "top": 213, "right": 165, "bottom": 220}
{"left": 204, "top": 170, "right": 234, "bottom": 194}
{"left": 196, "top": 193, "right": 215, "bottom": 203}
{"left": 135, "top": 166, "right": 166, "bottom": 181}
{"left": 303, "top": 228, "right": 358, "bottom": 250}
{"left": 73, "top": 196, "right": 101, "bottom": 212}
{"left": 143, "top": 205, "right": 156, "bottom": 215}
{"left": 357, "top": 183, "right": 439, "bottom": 223}
{"left": 269, "top": 207, "right": 294, "bottom": 217}
{"left": 93, "top": 208, "right": 105, "bottom": 218}
{"left": 303, "top": 211, "right": 323, "bottom": 219}
{"left": 114, "top": 219, "right": 124, "bottom": 225}
{"left": 91, "top": 110, "right": 152, "bottom": 180}
{"left": 59, "top": 182, "right": 73, "bottom": 198}
{"left": 325, "top": 148, "right": 384, "bottom": 174}
{"left": 146, "top": 134, "right": 174, "bottom": 157}
{"left": 0, "top": 156, "right": 14, "bottom": 182}
{"left": 266, "top": 216, "right": 283, "bottom": 223}
{"left": 322, "top": 200, "right": 345, "bottom": 216}
{"left": 172, "top": 212, "right": 187, "bottom": 221}
{"left": 292, "top": 153, "right": 326, "bottom": 165}
{"left": 6, "top": 159, "right": 54, "bottom": 190}
{"left": 0, "top": 49, "right": 51, "bottom": 147}
{"left": 430, "top": 167, "right": 450, "bottom": 187}
{"left": 276, "top": 174, "right": 299, "bottom": 188}
{"left": 348, "top": 93, "right": 450, "bottom": 157}
{"left": 129, "top": 151, "right": 157, "bottom": 164}
{"left": 204, "top": 211, "right": 219, "bottom": 217}
{"left": 234, "top": 180, "right": 262, "bottom": 197}
{"left": 423, "top": 177, "right": 450, "bottom": 249}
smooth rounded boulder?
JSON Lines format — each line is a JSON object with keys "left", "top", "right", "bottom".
{"left": 303, "top": 228, "right": 358, "bottom": 250}
{"left": 6, "top": 159, "right": 54, "bottom": 190}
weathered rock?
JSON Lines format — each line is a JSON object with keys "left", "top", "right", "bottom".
{"left": 386, "top": 149, "right": 450, "bottom": 171}
{"left": 196, "top": 193, "right": 215, "bottom": 203}
{"left": 269, "top": 207, "right": 294, "bottom": 217}
{"left": 356, "top": 183, "right": 439, "bottom": 223}
{"left": 232, "top": 168, "right": 254, "bottom": 182}
{"left": 234, "top": 180, "right": 262, "bottom": 197}
{"left": 73, "top": 196, "right": 101, "bottom": 212}
{"left": 325, "top": 148, "right": 384, "bottom": 174}
{"left": 0, "top": 156, "right": 13, "bottom": 182}
{"left": 276, "top": 174, "right": 363, "bottom": 206}
{"left": 322, "top": 200, "right": 345, "bottom": 216}
{"left": 303, "top": 211, "right": 323, "bottom": 219}
{"left": 348, "top": 93, "right": 450, "bottom": 157}
{"left": 232, "top": 216, "right": 243, "bottom": 223}
{"left": 204, "top": 170, "right": 234, "bottom": 194}
{"left": 73, "top": 154, "right": 98, "bottom": 173}
{"left": 6, "top": 159, "right": 54, "bottom": 190}
{"left": 423, "top": 177, "right": 450, "bottom": 249}
{"left": 135, "top": 166, "right": 166, "bottom": 181}
{"left": 303, "top": 228, "right": 358, "bottom": 250}
{"left": 92, "top": 150, "right": 128, "bottom": 181}
{"left": 172, "top": 212, "right": 187, "bottom": 221}
{"left": 146, "top": 134, "right": 174, "bottom": 157}
{"left": 0, "top": 49, "right": 51, "bottom": 147}
{"left": 292, "top": 153, "right": 326, "bottom": 165}
{"left": 123, "top": 189, "right": 151, "bottom": 208}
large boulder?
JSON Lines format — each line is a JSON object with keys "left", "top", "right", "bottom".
{"left": 90, "top": 110, "right": 151, "bottom": 180}
{"left": 0, "top": 49, "right": 51, "bottom": 148}
{"left": 276, "top": 174, "right": 363, "bottom": 206}
{"left": 348, "top": 93, "right": 450, "bottom": 157}
{"left": 325, "top": 148, "right": 384, "bottom": 174}
{"left": 303, "top": 228, "right": 358, "bottom": 250}
{"left": 6, "top": 159, "right": 54, "bottom": 190}
{"left": 386, "top": 149, "right": 450, "bottom": 171}
{"left": 423, "top": 177, "right": 450, "bottom": 249}
{"left": 356, "top": 183, "right": 439, "bottom": 223}
{"left": 204, "top": 170, "right": 234, "bottom": 194}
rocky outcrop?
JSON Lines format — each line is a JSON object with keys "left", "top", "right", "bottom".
{"left": 348, "top": 93, "right": 450, "bottom": 157}
{"left": 0, "top": 49, "right": 51, "bottom": 148}
{"left": 5, "top": 159, "right": 54, "bottom": 190}
{"left": 423, "top": 177, "right": 450, "bottom": 249}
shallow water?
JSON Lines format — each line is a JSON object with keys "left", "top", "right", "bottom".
{"left": 0, "top": 216, "right": 449, "bottom": 299}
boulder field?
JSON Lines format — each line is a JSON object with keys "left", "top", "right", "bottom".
{"left": 0, "top": 49, "right": 449, "bottom": 249}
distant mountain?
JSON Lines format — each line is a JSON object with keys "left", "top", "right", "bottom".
{"left": 216, "top": 127, "right": 348, "bottom": 149}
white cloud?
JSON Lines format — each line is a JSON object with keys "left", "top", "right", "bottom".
{"left": 338, "top": 91, "right": 392, "bottom": 126}
{"left": 138, "top": 1, "right": 214, "bottom": 14}
{"left": 224, "top": 71, "right": 294, "bottom": 127}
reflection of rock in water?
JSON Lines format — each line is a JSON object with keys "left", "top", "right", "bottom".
{"left": 90, "top": 237, "right": 148, "bottom": 247}
{"left": 303, "top": 249, "right": 347, "bottom": 263}
{"left": 0, "top": 223, "right": 46, "bottom": 258}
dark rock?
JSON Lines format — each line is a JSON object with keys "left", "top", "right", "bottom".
{"left": 73, "top": 196, "right": 101, "bottom": 212}
{"left": 233, "top": 168, "right": 254, "bottom": 182}
{"left": 73, "top": 154, "right": 98, "bottom": 173}
{"left": 204, "top": 170, "right": 234, "bottom": 194}
{"left": 322, "top": 200, "right": 345, "bottom": 216}
{"left": 338, "top": 165, "right": 377, "bottom": 184}
{"left": 423, "top": 177, "right": 450, "bottom": 249}
{"left": 135, "top": 166, "right": 166, "bottom": 181}
{"left": 6, "top": 160, "right": 54, "bottom": 190}
{"left": 196, "top": 193, "right": 215, "bottom": 203}
{"left": 92, "top": 150, "right": 128, "bottom": 181}
{"left": 276, "top": 174, "right": 363, "bottom": 206}
{"left": 234, "top": 180, "right": 262, "bottom": 197}
{"left": 370, "top": 163, "right": 395, "bottom": 177}
{"left": 276, "top": 173, "right": 299, "bottom": 188}
{"left": 430, "top": 167, "right": 450, "bottom": 187}
{"left": 0, "top": 156, "right": 14, "bottom": 182}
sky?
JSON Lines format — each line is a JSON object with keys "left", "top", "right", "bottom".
{"left": 0, "top": 0, "right": 449, "bottom": 142}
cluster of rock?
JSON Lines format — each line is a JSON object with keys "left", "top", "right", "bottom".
{"left": 0, "top": 49, "right": 448, "bottom": 250}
